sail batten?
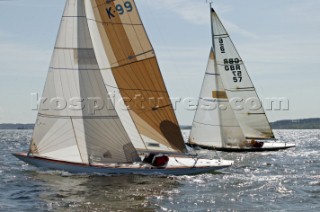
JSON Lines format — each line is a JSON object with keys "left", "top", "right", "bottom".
{"left": 190, "top": 49, "right": 246, "bottom": 148}
{"left": 193, "top": 120, "right": 244, "bottom": 128}
{"left": 31, "top": 0, "right": 188, "bottom": 164}
{"left": 14, "top": 0, "right": 238, "bottom": 174}
{"left": 31, "top": 0, "right": 142, "bottom": 164}
{"left": 37, "top": 114, "right": 119, "bottom": 119}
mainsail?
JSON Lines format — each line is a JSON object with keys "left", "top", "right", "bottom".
{"left": 210, "top": 8, "right": 275, "bottom": 140}
{"left": 189, "top": 49, "right": 246, "bottom": 148}
{"left": 85, "top": 0, "right": 186, "bottom": 153}
{"left": 30, "top": 0, "right": 186, "bottom": 164}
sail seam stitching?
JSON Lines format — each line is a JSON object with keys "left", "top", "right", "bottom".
{"left": 38, "top": 114, "right": 119, "bottom": 119}
{"left": 194, "top": 121, "right": 242, "bottom": 128}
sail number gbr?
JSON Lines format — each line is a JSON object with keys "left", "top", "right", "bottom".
{"left": 106, "top": 1, "right": 133, "bottom": 19}
{"left": 219, "top": 38, "right": 242, "bottom": 83}
{"left": 224, "top": 58, "right": 242, "bottom": 83}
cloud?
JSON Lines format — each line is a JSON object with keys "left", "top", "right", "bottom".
{"left": 154, "top": 45, "right": 209, "bottom": 76}
{"left": 140, "top": 0, "right": 257, "bottom": 39}
{"left": 222, "top": 20, "right": 259, "bottom": 39}
{"left": 140, "top": 0, "right": 209, "bottom": 25}
{"left": 238, "top": 38, "right": 320, "bottom": 66}
{"left": 286, "top": 1, "right": 320, "bottom": 23}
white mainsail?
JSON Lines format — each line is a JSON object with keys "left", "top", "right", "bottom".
{"left": 30, "top": 0, "right": 187, "bottom": 164}
{"left": 189, "top": 49, "right": 246, "bottom": 148}
{"left": 210, "top": 8, "right": 275, "bottom": 140}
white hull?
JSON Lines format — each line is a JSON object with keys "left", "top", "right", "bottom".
{"left": 189, "top": 142, "right": 296, "bottom": 152}
{"left": 13, "top": 152, "right": 233, "bottom": 176}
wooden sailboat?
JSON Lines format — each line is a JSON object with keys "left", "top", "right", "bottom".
{"left": 13, "top": 0, "right": 233, "bottom": 175}
{"left": 189, "top": 5, "right": 295, "bottom": 152}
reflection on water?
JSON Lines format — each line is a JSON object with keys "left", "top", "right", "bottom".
{"left": 29, "top": 172, "right": 179, "bottom": 211}
{"left": 1, "top": 130, "right": 320, "bottom": 211}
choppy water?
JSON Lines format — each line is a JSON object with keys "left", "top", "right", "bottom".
{"left": 0, "top": 130, "right": 319, "bottom": 211}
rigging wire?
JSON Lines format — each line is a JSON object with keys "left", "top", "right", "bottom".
{"left": 137, "top": 0, "right": 194, "bottom": 113}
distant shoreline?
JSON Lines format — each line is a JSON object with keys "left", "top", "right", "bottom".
{"left": 0, "top": 124, "right": 34, "bottom": 130}
{"left": 1, "top": 118, "right": 320, "bottom": 130}
{"left": 181, "top": 118, "right": 320, "bottom": 130}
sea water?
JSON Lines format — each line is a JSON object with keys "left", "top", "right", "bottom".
{"left": 0, "top": 129, "right": 319, "bottom": 211}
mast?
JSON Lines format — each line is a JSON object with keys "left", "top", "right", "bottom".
{"left": 210, "top": 6, "right": 275, "bottom": 139}
{"left": 190, "top": 3, "right": 249, "bottom": 149}
{"left": 210, "top": 3, "right": 215, "bottom": 51}
{"left": 189, "top": 3, "right": 225, "bottom": 148}
{"left": 209, "top": 3, "right": 225, "bottom": 147}
{"left": 30, "top": 0, "right": 140, "bottom": 164}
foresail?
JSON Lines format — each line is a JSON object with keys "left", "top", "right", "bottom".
{"left": 31, "top": 0, "right": 139, "bottom": 164}
{"left": 190, "top": 49, "right": 246, "bottom": 148}
{"left": 85, "top": 0, "right": 186, "bottom": 153}
{"left": 210, "top": 9, "right": 275, "bottom": 139}
{"left": 190, "top": 50, "right": 222, "bottom": 147}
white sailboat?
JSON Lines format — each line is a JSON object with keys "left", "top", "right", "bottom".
{"left": 189, "top": 5, "right": 295, "bottom": 152}
{"left": 13, "top": 0, "right": 233, "bottom": 175}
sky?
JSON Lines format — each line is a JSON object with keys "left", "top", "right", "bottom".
{"left": 0, "top": 0, "right": 319, "bottom": 124}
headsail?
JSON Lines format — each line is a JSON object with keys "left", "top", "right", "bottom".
{"left": 189, "top": 49, "right": 246, "bottom": 148}
{"left": 210, "top": 8, "right": 275, "bottom": 139}
{"left": 85, "top": 0, "right": 187, "bottom": 153}
{"left": 30, "top": 0, "right": 139, "bottom": 164}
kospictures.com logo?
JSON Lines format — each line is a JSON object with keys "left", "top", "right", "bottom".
{"left": 30, "top": 92, "right": 289, "bottom": 115}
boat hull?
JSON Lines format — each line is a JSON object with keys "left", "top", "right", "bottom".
{"left": 188, "top": 142, "right": 296, "bottom": 152}
{"left": 13, "top": 153, "right": 233, "bottom": 176}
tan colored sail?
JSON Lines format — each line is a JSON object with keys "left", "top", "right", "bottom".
{"left": 88, "top": 0, "right": 186, "bottom": 152}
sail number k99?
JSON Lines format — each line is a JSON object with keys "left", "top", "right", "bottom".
{"left": 106, "top": 1, "right": 133, "bottom": 19}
